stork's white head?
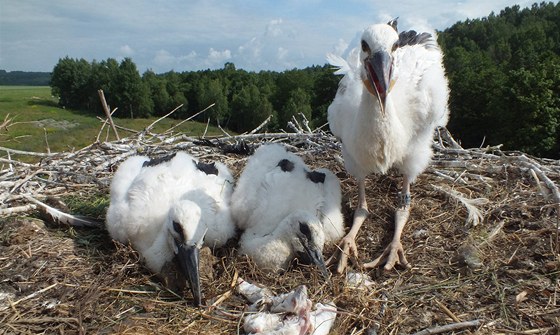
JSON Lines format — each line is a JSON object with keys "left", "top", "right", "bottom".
{"left": 166, "top": 200, "right": 207, "bottom": 306}
{"left": 286, "top": 211, "right": 329, "bottom": 278}
{"left": 360, "top": 20, "right": 399, "bottom": 113}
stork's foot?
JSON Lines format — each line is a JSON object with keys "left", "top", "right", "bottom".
{"left": 363, "top": 240, "right": 411, "bottom": 270}
{"left": 332, "top": 234, "right": 359, "bottom": 274}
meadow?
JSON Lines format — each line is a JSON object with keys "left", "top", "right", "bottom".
{"left": 0, "top": 86, "right": 222, "bottom": 156}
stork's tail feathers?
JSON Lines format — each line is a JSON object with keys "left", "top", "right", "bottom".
{"left": 326, "top": 53, "right": 350, "bottom": 75}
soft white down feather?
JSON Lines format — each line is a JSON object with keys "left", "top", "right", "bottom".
{"left": 327, "top": 19, "right": 450, "bottom": 272}
{"left": 106, "top": 151, "right": 236, "bottom": 305}
{"left": 231, "top": 143, "right": 344, "bottom": 275}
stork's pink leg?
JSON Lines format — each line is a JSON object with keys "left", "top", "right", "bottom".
{"left": 335, "top": 178, "right": 368, "bottom": 273}
{"left": 364, "top": 178, "right": 412, "bottom": 270}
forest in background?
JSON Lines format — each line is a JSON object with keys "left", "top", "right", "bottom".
{"left": 5, "top": 2, "right": 560, "bottom": 158}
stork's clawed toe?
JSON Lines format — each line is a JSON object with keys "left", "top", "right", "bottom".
{"left": 363, "top": 241, "right": 411, "bottom": 271}
{"left": 335, "top": 235, "right": 359, "bottom": 273}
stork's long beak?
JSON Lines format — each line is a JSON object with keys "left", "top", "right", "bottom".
{"left": 176, "top": 244, "right": 201, "bottom": 306}
{"left": 363, "top": 50, "right": 392, "bottom": 114}
{"left": 301, "top": 239, "right": 330, "bottom": 279}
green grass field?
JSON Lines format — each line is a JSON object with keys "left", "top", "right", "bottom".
{"left": 0, "top": 86, "right": 223, "bottom": 155}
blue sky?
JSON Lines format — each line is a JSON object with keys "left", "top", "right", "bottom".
{"left": 1, "top": 0, "right": 538, "bottom": 73}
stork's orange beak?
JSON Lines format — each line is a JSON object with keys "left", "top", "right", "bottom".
{"left": 364, "top": 50, "right": 392, "bottom": 114}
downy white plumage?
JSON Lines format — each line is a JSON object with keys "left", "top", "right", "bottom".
{"left": 327, "top": 19, "right": 449, "bottom": 272}
{"left": 106, "top": 151, "right": 236, "bottom": 305}
{"left": 231, "top": 143, "right": 344, "bottom": 276}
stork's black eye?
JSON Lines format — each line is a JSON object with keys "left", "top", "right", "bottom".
{"left": 172, "top": 221, "right": 185, "bottom": 240}
{"left": 361, "top": 40, "right": 370, "bottom": 53}
{"left": 299, "top": 222, "right": 312, "bottom": 240}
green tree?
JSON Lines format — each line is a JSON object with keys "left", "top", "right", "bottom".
{"left": 51, "top": 57, "right": 92, "bottom": 109}
{"left": 230, "top": 84, "right": 275, "bottom": 132}
{"left": 196, "top": 77, "right": 229, "bottom": 125}
{"left": 114, "top": 58, "right": 152, "bottom": 118}
{"left": 279, "top": 88, "right": 312, "bottom": 130}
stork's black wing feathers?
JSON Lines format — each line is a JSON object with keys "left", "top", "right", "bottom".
{"left": 143, "top": 152, "right": 177, "bottom": 167}
{"left": 194, "top": 161, "right": 219, "bottom": 175}
{"left": 278, "top": 159, "right": 295, "bottom": 172}
{"left": 306, "top": 171, "right": 326, "bottom": 184}
{"left": 395, "top": 30, "right": 433, "bottom": 49}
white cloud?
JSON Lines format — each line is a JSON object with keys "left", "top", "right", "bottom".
{"left": 153, "top": 49, "right": 175, "bottom": 67}
{"left": 119, "top": 45, "right": 135, "bottom": 56}
{"left": 206, "top": 48, "right": 232, "bottom": 67}
{"left": 265, "top": 18, "right": 283, "bottom": 37}
{"left": 0, "top": 0, "right": 540, "bottom": 72}
{"left": 277, "top": 47, "right": 288, "bottom": 61}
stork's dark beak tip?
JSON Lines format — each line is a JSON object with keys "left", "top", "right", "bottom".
{"left": 176, "top": 244, "right": 202, "bottom": 307}
{"left": 307, "top": 246, "right": 330, "bottom": 280}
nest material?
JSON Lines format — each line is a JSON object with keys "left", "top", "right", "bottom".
{"left": 0, "top": 122, "right": 559, "bottom": 335}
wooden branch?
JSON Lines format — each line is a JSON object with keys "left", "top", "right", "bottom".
{"left": 0, "top": 283, "right": 58, "bottom": 312}
{"left": 516, "top": 155, "right": 560, "bottom": 204}
{"left": 0, "top": 146, "right": 56, "bottom": 157}
{"left": 248, "top": 115, "right": 272, "bottom": 135}
{"left": 163, "top": 103, "right": 215, "bottom": 134}
{"left": 143, "top": 104, "right": 184, "bottom": 134}
{"left": 411, "top": 320, "right": 481, "bottom": 335}
{"left": 97, "top": 89, "right": 120, "bottom": 140}
{"left": 96, "top": 107, "right": 119, "bottom": 142}
{"left": 0, "top": 204, "right": 37, "bottom": 216}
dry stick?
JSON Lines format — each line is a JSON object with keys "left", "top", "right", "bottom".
{"left": 43, "top": 128, "right": 51, "bottom": 155}
{"left": 143, "top": 104, "right": 184, "bottom": 134}
{"left": 95, "top": 107, "right": 118, "bottom": 142}
{"left": 516, "top": 155, "right": 560, "bottom": 253}
{"left": 0, "top": 283, "right": 58, "bottom": 312}
{"left": 0, "top": 204, "right": 37, "bottom": 216}
{"left": 517, "top": 155, "right": 560, "bottom": 204}
{"left": 163, "top": 103, "right": 215, "bottom": 134}
{"left": 97, "top": 89, "right": 120, "bottom": 140}
{"left": 0, "top": 146, "right": 55, "bottom": 157}
{"left": 0, "top": 157, "right": 33, "bottom": 167}
{"left": 218, "top": 123, "right": 232, "bottom": 137}
{"left": 210, "top": 270, "right": 239, "bottom": 308}
{"left": 248, "top": 115, "right": 272, "bottom": 135}
{"left": 434, "top": 299, "right": 461, "bottom": 323}
{"left": 9, "top": 169, "right": 43, "bottom": 195}
{"left": 411, "top": 319, "right": 481, "bottom": 335}
{"left": 203, "top": 118, "right": 210, "bottom": 138}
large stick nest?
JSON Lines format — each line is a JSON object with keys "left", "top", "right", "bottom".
{"left": 0, "top": 122, "right": 559, "bottom": 334}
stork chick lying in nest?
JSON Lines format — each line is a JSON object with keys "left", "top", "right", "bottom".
{"left": 231, "top": 143, "right": 344, "bottom": 277}
{"left": 106, "top": 151, "right": 236, "bottom": 306}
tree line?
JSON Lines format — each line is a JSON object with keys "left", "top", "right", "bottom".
{"left": 0, "top": 70, "right": 50, "bottom": 86}
{"left": 49, "top": 2, "right": 559, "bottom": 158}
{"left": 50, "top": 58, "right": 338, "bottom": 134}
{"left": 440, "top": 1, "right": 559, "bottom": 157}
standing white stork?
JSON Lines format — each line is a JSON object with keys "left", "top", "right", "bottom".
{"left": 106, "top": 151, "right": 236, "bottom": 305}
{"left": 327, "top": 19, "right": 449, "bottom": 272}
{"left": 231, "top": 143, "right": 344, "bottom": 276}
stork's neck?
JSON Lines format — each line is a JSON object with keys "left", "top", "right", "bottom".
{"left": 359, "top": 87, "right": 386, "bottom": 123}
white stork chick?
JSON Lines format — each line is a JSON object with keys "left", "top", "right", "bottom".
{"left": 106, "top": 151, "right": 236, "bottom": 306}
{"left": 327, "top": 19, "right": 449, "bottom": 272}
{"left": 231, "top": 143, "right": 344, "bottom": 277}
